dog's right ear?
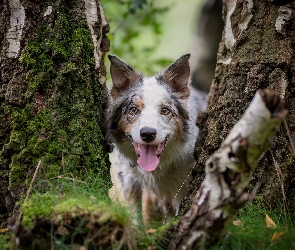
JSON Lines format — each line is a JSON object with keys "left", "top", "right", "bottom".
{"left": 108, "top": 55, "right": 141, "bottom": 98}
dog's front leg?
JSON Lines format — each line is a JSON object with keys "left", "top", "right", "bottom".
{"left": 142, "top": 187, "right": 159, "bottom": 225}
{"left": 142, "top": 188, "right": 153, "bottom": 224}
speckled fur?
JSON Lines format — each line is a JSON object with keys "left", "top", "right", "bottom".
{"left": 107, "top": 54, "right": 206, "bottom": 223}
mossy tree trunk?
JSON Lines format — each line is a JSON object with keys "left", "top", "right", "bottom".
{"left": 190, "top": 0, "right": 295, "bottom": 216}
{"left": 0, "top": 0, "right": 110, "bottom": 226}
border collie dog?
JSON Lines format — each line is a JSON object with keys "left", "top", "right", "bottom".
{"left": 107, "top": 54, "right": 205, "bottom": 223}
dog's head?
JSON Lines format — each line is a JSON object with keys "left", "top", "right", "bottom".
{"left": 107, "top": 54, "right": 192, "bottom": 172}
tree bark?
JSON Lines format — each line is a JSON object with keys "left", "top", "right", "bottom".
{"left": 190, "top": 0, "right": 295, "bottom": 214}
{"left": 0, "top": 0, "right": 110, "bottom": 226}
{"left": 169, "top": 89, "right": 286, "bottom": 249}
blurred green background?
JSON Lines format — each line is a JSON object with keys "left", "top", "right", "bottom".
{"left": 101, "top": 0, "right": 205, "bottom": 78}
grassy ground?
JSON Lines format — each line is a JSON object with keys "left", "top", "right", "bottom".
{"left": 216, "top": 200, "right": 295, "bottom": 250}
{"left": 0, "top": 173, "right": 294, "bottom": 249}
{"left": 0, "top": 171, "right": 131, "bottom": 249}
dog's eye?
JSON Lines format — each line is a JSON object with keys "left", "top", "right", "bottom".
{"left": 161, "top": 107, "right": 171, "bottom": 116}
{"left": 129, "top": 107, "right": 140, "bottom": 116}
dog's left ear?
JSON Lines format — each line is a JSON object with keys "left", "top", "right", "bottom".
{"left": 159, "top": 54, "right": 190, "bottom": 98}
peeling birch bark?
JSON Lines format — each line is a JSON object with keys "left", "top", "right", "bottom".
{"left": 275, "top": 6, "right": 292, "bottom": 32}
{"left": 6, "top": 0, "right": 25, "bottom": 58}
{"left": 169, "top": 89, "right": 286, "bottom": 249}
{"left": 224, "top": 0, "right": 237, "bottom": 50}
{"left": 84, "top": 0, "right": 100, "bottom": 70}
{"left": 84, "top": 0, "right": 109, "bottom": 83}
{"left": 216, "top": 0, "right": 237, "bottom": 65}
{"left": 238, "top": 0, "right": 253, "bottom": 32}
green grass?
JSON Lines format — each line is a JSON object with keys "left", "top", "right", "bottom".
{"left": 21, "top": 171, "right": 129, "bottom": 228}
{"left": 0, "top": 232, "right": 11, "bottom": 250}
{"left": 215, "top": 200, "right": 295, "bottom": 250}
{"left": 1, "top": 173, "right": 294, "bottom": 249}
{"left": 135, "top": 198, "right": 295, "bottom": 250}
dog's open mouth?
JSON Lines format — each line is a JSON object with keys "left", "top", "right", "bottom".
{"left": 132, "top": 138, "right": 168, "bottom": 172}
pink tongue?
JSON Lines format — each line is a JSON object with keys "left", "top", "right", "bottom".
{"left": 137, "top": 144, "right": 159, "bottom": 172}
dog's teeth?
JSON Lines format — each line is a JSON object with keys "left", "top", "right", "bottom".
{"left": 132, "top": 142, "right": 141, "bottom": 156}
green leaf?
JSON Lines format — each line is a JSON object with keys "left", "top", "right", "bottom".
{"left": 129, "top": 0, "right": 148, "bottom": 14}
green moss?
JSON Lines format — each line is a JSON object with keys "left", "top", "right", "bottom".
{"left": 7, "top": 1, "right": 110, "bottom": 200}
{"left": 22, "top": 192, "right": 56, "bottom": 228}
{"left": 6, "top": 130, "right": 26, "bottom": 151}
{"left": 22, "top": 179, "right": 130, "bottom": 229}
{"left": 18, "top": 177, "right": 132, "bottom": 249}
{"left": 53, "top": 197, "right": 128, "bottom": 225}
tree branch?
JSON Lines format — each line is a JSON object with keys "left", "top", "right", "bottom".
{"left": 168, "top": 89, "right": 286, "bottom": 249}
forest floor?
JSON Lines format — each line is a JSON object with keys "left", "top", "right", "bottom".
{"left": 0, "top": 171, "right": 294, "bottom": 249}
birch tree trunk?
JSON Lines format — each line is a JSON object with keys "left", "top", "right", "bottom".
{"left": 190, "top": 0, "right": 295, "bottom": 214}
{"left": 169, "top": 89, "right": 286, "bottom": 249}
{"left": 0, "top": 0, "right": 110, "bottom": 227}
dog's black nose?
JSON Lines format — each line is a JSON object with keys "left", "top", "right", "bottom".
{"left": 140, "top": 127, "right": 157, "bottom": 143}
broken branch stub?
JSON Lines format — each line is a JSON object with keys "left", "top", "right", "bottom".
{"left": 169, "top": 89, "right": 286, "bottom": 250}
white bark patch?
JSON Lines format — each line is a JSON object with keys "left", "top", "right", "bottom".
{"left": 268, "top": 69, "right": 288, "bottom": 99}
{"left": 98, "top": 2, "right": 108, "bottom": 84}
{"left": 224, "top": 0, "right": 237, "bottom": 50}
{"left": 196, "top": 186, "right": 210, "bottom": 206}
{"left": 224, "top": 91, "right": 283, "bottom": 167}
{"left": 6, "top": 0, "right": 25, "bottom": 58}
{"left": 224, "top": 93, "right": 271, "bottom": 144}
{"left": 238, "top": 0, "right": 253, "bottom": 32}
{"left": 84, "top": 0, "right": 100, "bottom": 70}
{"left": 217, "top": 57, "right": 232, "bottom": 65}
{"left": 184, "top": 231, "right": 202, "bottom": 249}
{"left": 99, "top": 2, "right": 108, "bottom": 27}
{"left": 218, "top": 0, "right": 238, "bottom": 65}
{"left": 44, "top": 6, "right": 53, "bottom": 17}
{"left": 278, "top": 77, "right": 287, "bottom": 99}
{"left": 275, "top": 6, "right": 292, "bottom": 31}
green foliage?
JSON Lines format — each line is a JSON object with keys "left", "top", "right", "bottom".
{"left": 0, "top": 233, "right": 11, "bottom": 250}
{"left": 129, "top": 0, "right": 148, "bottom": 14}
{"left": 101, "top": 0, "right": 173, "bottom": 76}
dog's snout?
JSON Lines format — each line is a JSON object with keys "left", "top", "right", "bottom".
{"left": 140, "top": 127, "right": 157, "bottom": 143}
